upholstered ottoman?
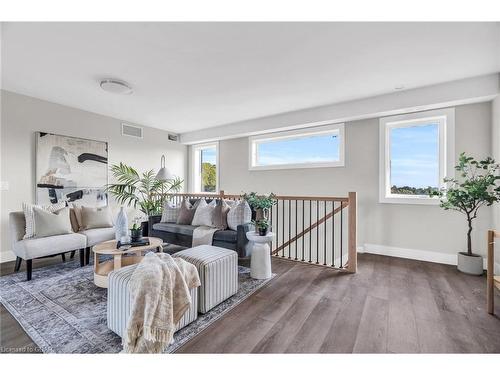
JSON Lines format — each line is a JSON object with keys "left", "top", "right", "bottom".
{"left": 173, "top": 245, "right": 238, "bottom": 313}
{"left": 106, "top": 264, "right": 198, "bottom": 338}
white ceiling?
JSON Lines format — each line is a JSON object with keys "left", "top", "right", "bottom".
{"left": 2, "top": 22, "right": 499, "bottom": 134}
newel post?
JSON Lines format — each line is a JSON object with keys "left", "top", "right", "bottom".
{"left": 347, "top": 191, "right": 357, "bottom": 273}
{"left": 219, "top": 190, "right": 225, "bottom": 199}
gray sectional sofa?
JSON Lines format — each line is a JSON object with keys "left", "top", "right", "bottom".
{"left": 9, "top": 210, "right": 115, "bottom": 280}
{"left": 148, "top": 216, "right": 254, "bottom": 258}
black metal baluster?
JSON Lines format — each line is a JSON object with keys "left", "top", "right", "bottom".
{"left": 340, "top": 203, "right": 343, "bottom": 268}
{"left": 282, "top": 199, "right": 285, "bottom": 257}
{"left": 324, "top": 200, "right": 327, "bottom": 266}
{"left": 275, "top": 201, "right": 279, "bottom": 257}
{"left": 309, "top": 200, "right": 312, "bottom": 263}
{"left": 313, "top": 200, "right": 317, "bottom": 264}
{"left": 295, "top": 199, "right": 298, "bottom": 260}
{"left": 288, "top": 200, "right": 291, "bottom": 259}
{"left": 301, "top": 200, "right": 305, "bottom": 262}
{"left": 332, "top": 201, "right": 335, "bottom": 267}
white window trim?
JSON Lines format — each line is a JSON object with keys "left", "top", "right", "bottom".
{"left": 379, "top": 108, "right": 455, "bottom": 205}
{"left": 248, "top": 123, "right": 345, "bottom": 171}
{"left": 191, "top": 141, "right": 219, "bottom": 193}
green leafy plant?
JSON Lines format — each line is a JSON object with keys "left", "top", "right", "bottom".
{"left": 242, "top": 192, "right": 277, "bottom": 210}
{"left": 253, "top": 218, "right": 270, "bottom": 230}
{"left": 106, "top": 163, "right": 183, "bottom": 217}
{"left": 430, "top": 152, "right": 500, "bottom": 256}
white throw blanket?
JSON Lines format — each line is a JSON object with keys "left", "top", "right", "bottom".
{"left": 123, "top": 252, "right": 200, "bottom": 353}
{"left": 192, "top": 226, "right": 219, "bottom": 247}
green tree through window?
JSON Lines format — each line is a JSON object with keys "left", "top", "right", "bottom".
{"left": 201, "top": 162, "right": 216, "bottom": 192}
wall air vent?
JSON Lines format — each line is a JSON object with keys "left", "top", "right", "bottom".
{"left": 168, "top": 134, "right": 179, "bottom": 142}
{"left": 121, "top": 123, "right": 143, "bottom": 139}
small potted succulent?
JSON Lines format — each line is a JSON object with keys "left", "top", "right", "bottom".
{"left": 430, "top": 152, "right": 500, "bottom": 275}
{"left": 254, "top": 219, "right": 270, "bottom": 236}
{"left": 130, "top": 220, "right": 143, "bottom": 242}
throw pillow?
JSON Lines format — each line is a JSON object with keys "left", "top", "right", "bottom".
{"left": 160, "top": 201, "right": 179, "bottom": 223}
{"left": 191, "top": 199, "right": 217, "bottom": 227}
{"left": 227, "top": 200, "right": 252, "bottom": 231}
{"left": 33, "top": 207, "right": 73, "bottom": 238}
{"left": 176, "top": 199, "right": 197, "bottom": 225}
{"left": 70, "top": 203, "right": 84, "bottom": 231}
{"left": 81, "top": 206, "right": 113, "bottom": 230}
{"left": 22, "top": 201, "right": 67, "bottom": 239}
{"left": 213, "top": 199, "right": 231, "bottom": 229}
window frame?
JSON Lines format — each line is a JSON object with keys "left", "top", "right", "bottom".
{"left": 248, "top": 123, "right": 345, "bottom": 171}
{"left": 191, "top": 141, "right": 219, "bottom": 193}
{"left": 379, "top": 108, "right": 455, "bottom": 205}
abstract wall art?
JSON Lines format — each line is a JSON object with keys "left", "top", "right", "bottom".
{"left": 35, "top": 132, "right": 108, "bottom": 206}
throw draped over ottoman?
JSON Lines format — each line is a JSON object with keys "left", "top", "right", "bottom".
{"left": 173, "top": 245, "right": 238, "bottom": 313}
{"left": 107, "top": 264, "right": 198, "bottom": 338}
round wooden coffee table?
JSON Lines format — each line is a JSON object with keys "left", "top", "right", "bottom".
{"left": 92, "top": 237, "right": 163, "bottom": 288}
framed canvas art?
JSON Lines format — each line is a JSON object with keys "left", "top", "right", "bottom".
{"left": 35, "top": 132, "right": 108, "bottom": 206}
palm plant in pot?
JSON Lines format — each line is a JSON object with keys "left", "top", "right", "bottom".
{"left": 106, "top": 163, "right": 183, "bottom": 235}
{"left": 430, "top": 153, "right": 500, "bottom": 275}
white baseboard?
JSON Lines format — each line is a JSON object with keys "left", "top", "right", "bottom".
{"left": 360, "top": 243, "right": 500, "bottom": 273}
{"left": 0, "top": 251, "right": 16, "bottom": 264}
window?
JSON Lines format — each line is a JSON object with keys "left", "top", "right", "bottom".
{"left": 249, "top": 124, "right": 345, "bottom": 170}
{"left": 192, "top": 142, "right": 218, "bottom": 193}
{"left": 379, "top": 108, "right": 455, "bottom": 204}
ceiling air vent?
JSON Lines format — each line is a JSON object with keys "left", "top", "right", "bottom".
{"left": 168, "top": 134, "right": 179, "bottom": 142}
{"left": 121, "top": 123, "right": 143, "bottom": 139}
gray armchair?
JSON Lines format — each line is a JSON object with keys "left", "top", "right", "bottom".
{"left": 9, "top": 211, "right": 87, "bottom": 280}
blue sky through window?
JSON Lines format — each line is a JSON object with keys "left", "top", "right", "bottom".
{"left": 201, "top": 147, "right": 216, "bottom": 165}
{"left": 390, "top": 123, "right": 439, "bottom": 188}
{"left": 257, "top": 133, "right": 340, "bottom": 165}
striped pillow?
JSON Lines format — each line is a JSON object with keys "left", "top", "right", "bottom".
{"left": 22, "top": 201, "right": 67, "bottom": 239}
{"left": 227, "top": 200, "right": 252, "bottom": 231}
{"left": 160, "top": 201, "right": 179, "bottom": 223}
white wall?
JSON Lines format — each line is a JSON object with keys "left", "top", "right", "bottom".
{"left": 493, "top": 96, "right": 500, "bottom": 232}
{"left": 0, "top": 90, "right": 188, "bottom": 262}
{"left": 214, "top": 102, "right": 493, "bottom": 262}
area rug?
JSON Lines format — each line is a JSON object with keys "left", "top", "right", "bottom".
{"left": 0, "top": 258, "right": 274, "bottom": 353}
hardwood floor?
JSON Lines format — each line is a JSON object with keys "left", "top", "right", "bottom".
{"left": 1, "top": 253, "right": 500, "bottom": 353}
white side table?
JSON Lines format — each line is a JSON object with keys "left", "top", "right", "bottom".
{"left": 246, "top": 231, "right": 275, "bottom": 279}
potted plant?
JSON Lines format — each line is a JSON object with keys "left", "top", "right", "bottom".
{"left": 130, "top": 220, "right": 143, "bottom": 242}
{"left": 254, "top": 219, "right": 270, "bottom": 236}
{"left": 431, "top": 153, "right": 500, "bottom": 275}
{"left": 107, "top": 163, "right": 183, "bottom": 236}
{"left": 242, "top": 192, "right": 277, "bottom": 221}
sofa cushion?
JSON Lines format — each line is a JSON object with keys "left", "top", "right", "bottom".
{"left": 227, "top": 200, "right": 252, "bottom": 231}
{"left": 81, "top": 206, "right": 113, "bottom": 230}
{"left": 22, "top": 201, "right": 66, "bottom": 239}
{"left": 160, "top": 201, "right": 179, "bottom": 223}
{"left": 12, "top": 233, "right": 87, "bottom": 260}
{"left": 153, "top": 223, "right": 197, "bottom": 236}
{"left": 213, "top": 229, "right": 237, "bottom": 243}
{"left": 80, "top": 227, "right": 116, "bottom": 247}
{"left": 191, "top": 199, "right": 217, "bottom": 227}
{"left": 176, "top": 199, "right": 197, "bottom": 225}
{"left": 33, "top": 206, "right": 73, "bottom": 238}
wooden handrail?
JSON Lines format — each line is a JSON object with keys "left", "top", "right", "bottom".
{"left": 160, "top": 191, "right": 349, "bottom": 202}
{"left": 271, "top": 203, "right": 347, "bottom": 255}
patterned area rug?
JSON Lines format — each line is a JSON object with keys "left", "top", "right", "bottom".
{"left": 0, "top": 258, "right": 274, "bottom": 353}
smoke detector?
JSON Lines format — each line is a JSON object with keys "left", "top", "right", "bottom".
{"left": 100, "top": 79, "right": 133, "bottom": 95}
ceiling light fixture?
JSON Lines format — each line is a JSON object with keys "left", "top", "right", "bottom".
{"left": 100, "top": 79, "right": 133, "bottom": 95}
